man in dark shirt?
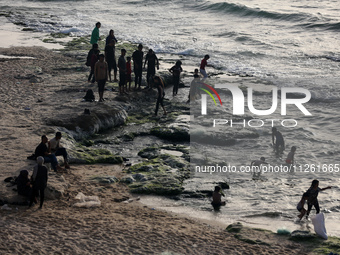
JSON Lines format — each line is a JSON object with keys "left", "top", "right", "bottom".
{"left": 35, "top": 135, "right": 61, "bottom": 172}
{"left": 118, "top": 48, "right": 127, "bottom": 95}
{"left": 29, "top": 156, "right": 48, "bottom": 209}
{"left": 272, "top": 127, "right": 285, "bottom": 153}
{"left": 105, "top": 40, "right": 117, "bottom": 82}
{"left": 305, "top": 179, "right": 331, "bottom": 218}
{"left": 132, "top": 44, "right": 144, "bottom": 90}
{"left": 144, "top": 49, "right": 159, "bottom": 88}
{"left": 16, "top": 170, "right": 32, "bottom": 198}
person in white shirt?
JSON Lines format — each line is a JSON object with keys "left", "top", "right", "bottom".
{"left": 49, "top": 132, "right": 70, "bottom": 169}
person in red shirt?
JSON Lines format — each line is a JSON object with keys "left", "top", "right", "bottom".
{"left": 200, "top": 54, "right": 210, "bottom": 79}
{"left": 126, "top": 56, "right": 132, "bottom": 92}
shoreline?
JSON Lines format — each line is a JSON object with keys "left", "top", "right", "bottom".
{"left": 0, "top": 26, "right": 339, "bottom": 254}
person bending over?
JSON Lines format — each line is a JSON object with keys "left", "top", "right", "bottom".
{"left": 305, "top": 179, "right": 331, "bottom": 218}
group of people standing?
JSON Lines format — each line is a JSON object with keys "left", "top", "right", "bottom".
{"left": 87, "top": 23, "right": 162, "bottom": 99}
{"left": 87, "top": 22, "right": 211, "bottom": 114}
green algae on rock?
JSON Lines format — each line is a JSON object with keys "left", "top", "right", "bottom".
{"left": 123, "top": 148, "right": 190, "bottom": 195}
{"left": 69, "top": 146, "right": 123, "bottom": 165}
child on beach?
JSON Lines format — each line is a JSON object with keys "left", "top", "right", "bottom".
{"left": 200, "top": 54, "right": 210, "bottom": 79}
{"left": 118, "top": 49, "right": 127, "bottom": 95}
{"left": 126, "top": 56, "right": 132, "bottom": 91}
{"left": 94, "top": 54, "right": 108, "bottom": 102}
{"left": 305, "top": 179, "right": 331, "bottom": 218}
{"left": 286, "top": 146, "right": 296, "bottom": 164}
{"left": 297, "top": 192, "right": 308, "bottom": 220}
{"left": 88, "top": 49, "right": 100, "bottom": 83}
{"left": 187, "top": 69, "right": 201, "bottom": 103}
{"left": 16, "top": 170, "right": 32, "bottom": 199}
{"left": 250, "top": 157, "right": 268, "bottom": 178}
{"left": 193, "top": 68, "right": 199, "bottom": 78}
{"left": 169, "top": 60, "right": 183, "bottom": 96}
{"left": 86, "top": 43, "right": 98, "bottom": 67}
{"left": 211, "top": 186, "right": 226, "bottom": 210}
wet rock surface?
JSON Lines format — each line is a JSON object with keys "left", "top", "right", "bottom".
{"left": 122, "top": 145, "right": 190, "bottom": 196}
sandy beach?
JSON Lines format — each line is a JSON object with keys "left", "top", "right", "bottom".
{"left": 0, "top": 44, "right": 337, "bottom": 255}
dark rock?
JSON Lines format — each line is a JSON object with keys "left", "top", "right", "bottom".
{"left": 289, "top": 230, "right": 316, "bottom": 241}
{"left": 138, "top": 147, "right": 161, "bottom": 159}
{"left": 226, "top": 222, "right": 243, "bottom": 233}
{"left": 126, "top": 152, "right": 190, "bottom": 196}
{"left": 46, "top": 107, "right": 127, "bottom": 139}
{"left": 90, "top": 176, "right": 118, "bottom": 184}
{"left": 150, "top": 126, "right": 190, "bottom": 142}
{"left": 120, "top": 175, "right": 136, "bottom": 184}
{"left": 113, "top": 196, "right": 130, "bottom": 202}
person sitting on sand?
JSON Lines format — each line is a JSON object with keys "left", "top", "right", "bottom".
{"left": 272, "top": 127, "right": 285, "bottom": 153}
{"left": 211, "top": 186, "right": 226, "bottom": 210}
{"left": 29, "top": 156, "right": 48, "bottom": 209}
{"left": 126, "top": 56, "right": 132, "bottom": 91}
{"left": 305, "top": 179, "right": 331, "bottom": 218}
{"left": 35, "top": 135, "right": 63, "bottom": 172}
{"left": 250, "top": 157, "right": 268, "bottom": 178}
{"left": 48, "top": 132, "right": 70, "bottom": 169}
{"left": 286, "top": 146, "right": 296, "bottom": 164}
{"left": 16, "top": 170, "right": 32, "bottom": 198}
{"left": 297, "top": 192, "right": 308, "bottom": 220}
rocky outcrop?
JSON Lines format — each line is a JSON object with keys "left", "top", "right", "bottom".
{"left": 46, "top": 106, "right": 127, "bottom": 139}
{"left": 122, "top": 146, "right": 190, "bottom": 196}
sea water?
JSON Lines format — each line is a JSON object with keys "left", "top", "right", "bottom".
{"left": 1, "top": 0, "right": 339, "bottom": 235}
